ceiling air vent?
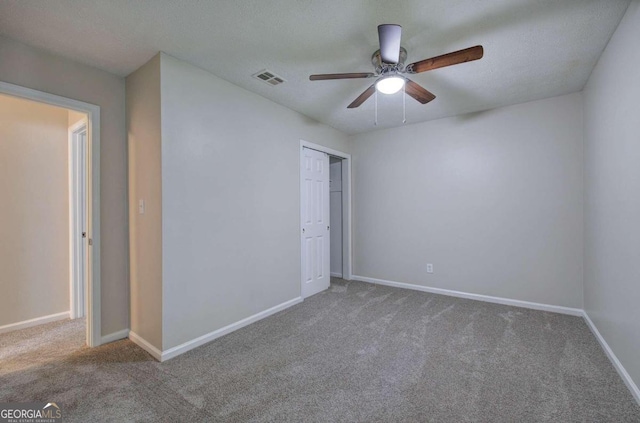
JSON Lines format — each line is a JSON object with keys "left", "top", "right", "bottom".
{"left": 252, "top": 69, "right": 286, "bottom": 86}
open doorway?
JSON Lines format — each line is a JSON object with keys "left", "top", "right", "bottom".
{"left": 0, "top": 81, "right": 101, "bottom": 347}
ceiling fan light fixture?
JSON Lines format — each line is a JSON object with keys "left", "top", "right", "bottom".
{"left": 375, "top": 76, "right": 405, "bottom": 95}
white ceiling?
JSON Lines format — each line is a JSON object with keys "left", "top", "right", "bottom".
{"left": 0, "top": 0, "right": 630, "bottom": 134}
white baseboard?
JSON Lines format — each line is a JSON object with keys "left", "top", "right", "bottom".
{"left": 330, "top": 272, "right": 343, "bottom": 278}
{"left": 161, "top": 296, "right": 303, "bottom": 361}
{"left": 128, "top": 297, "right": 303, "bottom": 362}
{"left": 582, "top": 312, "right": 640, "bottom": 405}
{"left": 351, "top": 275, "right": 583, "bottom": 316}
{"left": 0, "top": 311, "right": 70, "bottom": 335}
{"left": 101, "top": 329, "right": 130, "bottom": 345}
{"left": 128, "top": 330, "right": 163, "bottom": 361}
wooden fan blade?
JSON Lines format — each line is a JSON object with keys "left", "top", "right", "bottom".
{"left": 347, "top": 85, "right": 376, "bottom": 108}
{"left": 309, "top": 72, "right": 375, "bottom": 81}
{"left": 407, "top": 45, "right": 483, "bottom": 74}
{"left": 404, "top": 79, "right": 436, "bottom": 104}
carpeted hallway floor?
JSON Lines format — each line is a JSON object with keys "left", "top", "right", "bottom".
{"left": 1, "top": 279, "right": 639, "bottom": 422}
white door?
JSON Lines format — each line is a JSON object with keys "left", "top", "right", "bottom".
{"left": 301, "top": 147, "right": 330, "bottom": 298}
{"left": 70, "top": 124, "right": 87, "bottom": 318}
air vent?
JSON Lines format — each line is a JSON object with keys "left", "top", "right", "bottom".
{"left": 252, "top": 69, "right": 286, "bottom": 86}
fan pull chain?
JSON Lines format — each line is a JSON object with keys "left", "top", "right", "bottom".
{"left": 402, "top": 82, "right": 406, "bottom": 124}
{"left": 374, "top": 88, "right": 378, "bottom": 126}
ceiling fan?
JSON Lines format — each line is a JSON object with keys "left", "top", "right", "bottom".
{"left": 309, "top": 24, "right": 484, "bottom": 109}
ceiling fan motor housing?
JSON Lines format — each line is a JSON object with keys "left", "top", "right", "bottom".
{"left": 372, "top": 47, "right": 408, "bottom": 74}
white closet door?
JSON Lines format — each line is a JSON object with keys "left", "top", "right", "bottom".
{"left": 301, "top": 147, "right": 330, "bottom": 298}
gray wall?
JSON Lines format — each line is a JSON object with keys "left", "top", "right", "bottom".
{"left": 350, "top": 93, "right": 584, "bottom": 308}
{"left": 126, "top": 54, "right": 163, "bottom": 350}
{"left": 0, "top": 94, "right": 69, "bottom": 326}
{"left": 583, "top": 1, "right": 640, "bottom": 389}
{"left": 0, "top": 36, "right": 129, "bottom": 336}
{"left": 159, "top": 54, "right": 350, "bottom": 349}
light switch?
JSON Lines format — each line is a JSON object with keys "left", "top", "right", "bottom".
{"left": 138, "top": 199, "right": 145, "bottom": 214}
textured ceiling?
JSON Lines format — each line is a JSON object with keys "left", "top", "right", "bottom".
{"left": 0, "top": 0, "right": 630, "bottom": 134}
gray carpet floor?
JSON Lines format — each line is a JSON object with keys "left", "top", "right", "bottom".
{"left": 1, "top": 279, "right": 639, "bottom": 422}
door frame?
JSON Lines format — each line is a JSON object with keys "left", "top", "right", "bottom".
{"left": 329, "top": 158, "right": 344, "bottom": 278}
{"left": 69, "top": 120, "right": 87, "bottom": 320}
{"left": 300, "top": 140, "right": 352, "bottom": 294}
{"left": 0, "top": 80, "right": 102, "bottom": 347}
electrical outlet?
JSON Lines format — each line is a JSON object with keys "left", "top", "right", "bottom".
{"left": 427, "top": 263, "right": 433, "bottom": 274}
